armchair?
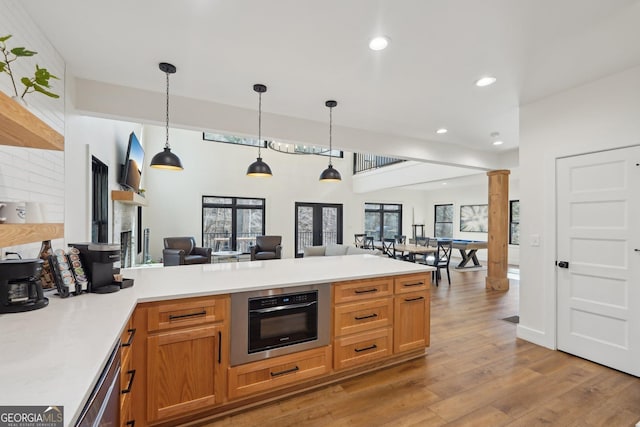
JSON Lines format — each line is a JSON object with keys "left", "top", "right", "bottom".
{"left": 250, "top": 235, "right": 282, "bottom": 261}
{"left": 163, "top": 236, "right": 212, "bottom": 266}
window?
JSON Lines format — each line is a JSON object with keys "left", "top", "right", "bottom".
{"left": 434, "top": 204, "right": 453, "bottom": 238}
{"left": 203, "top": 132, "right": 343, "bottom": 158}
{"left": 91, "top": 156, "right": 108, "bottom": 243}
{"left": 510, "top": 200, "right": 520, "bottom": 245}
{"left": 202, "top": 196, "right": 265, "bottom": 253}
{"left": 364, "top": 203, "right": 402, "bottom": 240}
{"left": 295, "top": 203, "right": 343, "bottom": 257}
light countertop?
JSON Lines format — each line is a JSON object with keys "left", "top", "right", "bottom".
{"left": 0, "top": 255, "right": 431, "bottom": 426}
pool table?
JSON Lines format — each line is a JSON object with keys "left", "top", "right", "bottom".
{"left": 443, "top": 239, "right": 488, "bottom": 269}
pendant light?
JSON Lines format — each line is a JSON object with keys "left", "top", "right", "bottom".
{"left": 150, "top": 62, "right": 183, "bottom": 170}
{"left": 319, "top": 100, "right": 341, "bottom": 182}
{"left": 246, "top": 84, "right": 272, "bottom": 177}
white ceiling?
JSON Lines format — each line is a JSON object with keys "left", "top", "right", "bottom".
{"left": 21, "top": 0, "right": 640, "bottom": 180}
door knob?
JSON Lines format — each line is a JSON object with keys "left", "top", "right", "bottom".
{"left": 556, "top": 261, "right": 569, "bottom": 268}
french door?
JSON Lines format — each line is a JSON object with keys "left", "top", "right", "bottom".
{"left": 295, "top": 203, "right": 343, "bottom": 257}
{"left": 556, "top": 146, "right": 640, "bottom": 376}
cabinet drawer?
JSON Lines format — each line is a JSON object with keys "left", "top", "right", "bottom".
{"left": 334, "top": 327, "right": 392, "bottom": 370}
{"left": 228, "top": 346, "right": 332, "bottom": 400}
{"left": 334, "top": 297, "right": 393, "bottom": 337}
{"left": 394, "top": 273, "right": 430, "bottom": 294}
{"left": 120, "top": 393, "right": 133, "bottom": 427}
{"left": 146, "top": 295, "right": 228, "bottom": 332}
{"left": 334, "top": 277, "right": 393, "bottom": 304}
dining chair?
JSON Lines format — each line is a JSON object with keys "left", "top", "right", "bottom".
{"left": 426, "top": 240, "right": 452, "bottom": 286}
{"left": 415, "top": 237, "right": 430, "bottom": 263}
{"left": 382, "top": 238, "right": 396, "bottom": 258}
{"left": 394, "top": 235, "right": 407, "bottom": 244}
{"left": 363, "top": 236, "right": 375, "bottom": 250}
{"left": 354, "top": 233, "right": 366, "bottom": 247}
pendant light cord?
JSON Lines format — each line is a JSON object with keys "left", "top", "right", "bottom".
{"left": 165, "top": 70, "right": 170, "bottom": 150}
{"left": 328, "top": 105, "right": 333, "bottom": 166}
{"left": 258, "top": 91, "right": 262, "bottom": 157}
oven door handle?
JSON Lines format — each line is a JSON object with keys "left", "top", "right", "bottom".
{"left": 250, "top": 301, "right": 317, "bottom": 314}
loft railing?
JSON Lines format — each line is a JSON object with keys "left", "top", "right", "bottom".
{"left": 353, "top": 153, "right": 405, "bottom": 174}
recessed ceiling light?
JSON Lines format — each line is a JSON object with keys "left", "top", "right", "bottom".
{"left": 475, "top": 76, "right": 497, "bottom": 87}
{"left": 442, "top": 182, "right": 447, "bottom": 185}
{"left": 369, "top": 36, "right": 390, "bottom": 51}
{"left": 436, "top": 128, "right": 448, "bottom": 134}
{"left": 493, "top": 140, "right": 504, "bottom": 146}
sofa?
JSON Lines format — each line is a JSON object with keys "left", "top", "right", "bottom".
{"left": 303, "top": 243, "right": 381, "bottom": 257}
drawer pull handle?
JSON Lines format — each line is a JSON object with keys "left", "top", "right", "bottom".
{"left": 354, "top": 313, "right": 378, "bottom": 320}
{"left": 168, "top": 310, "right": 207, "bottom": 321}
{"left": 403, "top": 281, "right": 424, "bottom": 287}
{"left": 121, "top": 369, "right": 136, "bottom": 394}
{"left": 125, "top": 421, "right": 135, "bottom": 427}
{"left": 270, "top": 366, "right": 300, "bottom": 377}
{"left": 405, "top": 296, "right": 425, "bottom": 302}
{"left": 217, "top": 331, "right": 222, "bottom": 364}
{"left": 354, "top": 344, "right": 378, "bottom": 353}
{"left": 354, "top": 288, "right": 378, "bottom": 294}
{"left": 121, "top": 328, "right": 136, "bottom": 347}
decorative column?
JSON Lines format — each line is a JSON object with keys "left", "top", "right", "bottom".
{"left": 485, "top": 170, "right": 510, "bottom": 291}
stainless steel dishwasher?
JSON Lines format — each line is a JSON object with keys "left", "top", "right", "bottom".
{"left": 75, "top": 342, "right": 121, "bottom": 426}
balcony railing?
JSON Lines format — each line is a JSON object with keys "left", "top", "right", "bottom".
{"left": 203, "top": 232, "right": 260, "bottom": 254}
{"left": 353, "top": 153, "right": 405, "bottom": 174}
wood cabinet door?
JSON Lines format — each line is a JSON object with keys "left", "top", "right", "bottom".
{"left": 393, "top": 291, "right": 430, "bottom": 353}
{"left": 147, "top": 324, "right": 224, "bottom": 422}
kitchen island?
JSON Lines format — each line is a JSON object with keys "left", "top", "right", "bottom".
{"left": 0, "top": 254, "right": 432, "bottom": 426}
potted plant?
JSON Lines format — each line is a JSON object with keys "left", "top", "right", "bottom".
{"left": 0, "top": 34, "right": 60, "bottom": 102}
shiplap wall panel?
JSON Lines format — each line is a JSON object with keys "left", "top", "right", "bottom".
{"left": 0, "top": 0, "right": 65, "bottom": 257}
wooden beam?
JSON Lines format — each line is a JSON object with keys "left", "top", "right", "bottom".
{"left": 485, "top": 169, "right": 510, "bottom": 291}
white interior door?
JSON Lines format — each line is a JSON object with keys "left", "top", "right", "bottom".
{"left": 556, "top": 146, "right": 640, "bottom": 376}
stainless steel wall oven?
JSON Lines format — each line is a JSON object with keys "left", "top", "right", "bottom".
{"left": 230, "top": 283, "right": 330, "bottom": 366}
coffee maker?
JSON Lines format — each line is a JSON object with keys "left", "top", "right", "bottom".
{"left": 0, "top": 259, "right": 49, "bottom": 313}
{"left": 70, "top": 243, "right": 121, "bottom": 294}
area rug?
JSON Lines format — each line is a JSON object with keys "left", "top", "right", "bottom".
{"left": 502, "top": 315, "right": 520, "bottom": 324}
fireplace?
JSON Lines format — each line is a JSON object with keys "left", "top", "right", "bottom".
{"left": 120, "top": 231, "right": 132, "bottom": 268}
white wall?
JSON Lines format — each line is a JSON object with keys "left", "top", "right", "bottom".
{"left": 142, "top": 126, "right": 427, "bottom": 260}
{"left": 0, "top": 0, "right": 65, "bottom": 258}
{"left": 63, "top": 108, "right": 142, "bottom": 247}
{"left": 518, "top": 65, "right": 640, "bottom": 349}
{"left": 423, "top": 179, "right": 520, "bottom": 265}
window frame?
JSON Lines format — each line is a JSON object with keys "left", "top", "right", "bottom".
{"left": 434, "top": 204, "right": 454, "bottom": 238}
{"left": 364, "top": 203, "right": 403, "bottom": 240}
{"left": 202, "top": 196, "right": 266, "bottom": 253}
{"left": 509, "top": 199, "right": 520, "bottom": 245}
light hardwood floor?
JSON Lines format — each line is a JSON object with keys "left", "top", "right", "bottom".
{"left": 203, "top": 269, "right": 640, "bottom": 427}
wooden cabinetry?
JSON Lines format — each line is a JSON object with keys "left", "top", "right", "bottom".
{"left": 0, "top": 91, "right": 65, "bottom": 248}
{"left": 227, "top": 346, "right": 332, "bottom": 400}
{"left": 333, "top": 278, "right": 395, "bottom": 370}
{"left": 140, "top": 295, "right": 229, "bottom": 424}
{"left": 393, "top": 274, "right": 430, "bottom": 353}
{"left": 120, "top": 318, "right": 136, "bottom": 427}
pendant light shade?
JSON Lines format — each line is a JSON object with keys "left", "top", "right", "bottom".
{"left": 247, "top": 84, "right": 272, "bottom": 177}
{"left": 319, "top": 100, "right": 341, "bottom": 182}
{"left": 150, "top": 62, "right": 183, "bottom": 171}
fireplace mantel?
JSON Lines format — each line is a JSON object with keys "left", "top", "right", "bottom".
{"left": 111, "top": 190, "right": 147, "bottom": 206}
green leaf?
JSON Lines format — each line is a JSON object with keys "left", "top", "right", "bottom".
{"left": 33, "top": 84, "right": 59, "bottom": 98}
{"left": 0, "top": 62, "right": 6, "bottom": 72}
{"left": 11, "top": 47, "right": 37, "bottom": 57}
{"left": 21, "top": 77, "right": 34, "bottom": 88}
{"left": 0, "top": 35, "right": 12, "bottom": 42}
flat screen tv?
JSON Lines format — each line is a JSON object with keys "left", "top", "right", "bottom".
{"left": 120, "top": 131, "right": 144, "bottom": 192}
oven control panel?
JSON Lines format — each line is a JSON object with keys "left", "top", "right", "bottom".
{"left": 249, "top": 290, "right": 316, "bottom": 309}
